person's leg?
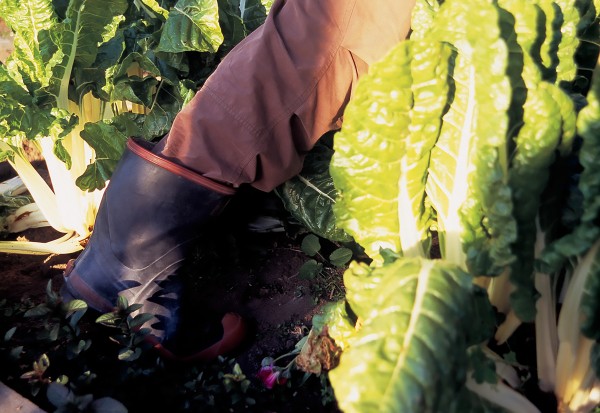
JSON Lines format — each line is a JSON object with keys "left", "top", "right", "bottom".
{"left": 63, "top": 0, "right": 415, "bottom": 361}
{"left": 156, "top": 0, "right": 415, "bottom": 192}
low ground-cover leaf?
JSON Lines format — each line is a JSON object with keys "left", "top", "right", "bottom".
{"left": 329, "top": 248, "right": 352, "bottom": 267}
{"left": 301, "top": 234, "right": 320, "bottom": 257}
{"left": 298, "top": 259, "right": 322, "bottom": 280}
{"left": 329, "top": 258, "right": 488, "bottom": 413}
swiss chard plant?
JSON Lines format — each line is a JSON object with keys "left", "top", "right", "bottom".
{"left": 305, "top": 0, "right": 600, "bottom": 412}
{"left": 0, "top": 0, "right": 271, "bottom": 254}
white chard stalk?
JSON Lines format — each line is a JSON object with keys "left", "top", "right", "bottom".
{"left": 555, "top": 241, "right": 600, "bottom": 412}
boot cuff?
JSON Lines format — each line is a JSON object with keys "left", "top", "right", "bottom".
{"left": 127, "top": 138, "right": 236, "bottom": 195}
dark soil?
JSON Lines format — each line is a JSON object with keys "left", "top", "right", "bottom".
{"left": 0, "top": 177, "right": 345, "bottom": 412}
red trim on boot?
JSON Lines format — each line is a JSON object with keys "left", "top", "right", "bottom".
{"left": 63, "top": 260, "right": 116, "bottom": 313}
{"left": 127, "top": 138, "right": 237, "bottom": 196}
{"left": 148, "top": 313, "right": 247, "bottom": 363}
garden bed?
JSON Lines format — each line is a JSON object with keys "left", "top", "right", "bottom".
{"left": 0, "top": 183, "right": 345, "bottom": 412}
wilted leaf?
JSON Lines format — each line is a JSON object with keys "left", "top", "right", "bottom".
{"left": 295, "top": 328, "right": 342, "bottom": 375}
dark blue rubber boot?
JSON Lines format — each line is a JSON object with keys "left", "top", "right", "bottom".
{"left": 62, "top": 138, "right": 245, "bottom": 361}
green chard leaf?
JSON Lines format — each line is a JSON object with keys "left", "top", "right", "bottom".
{"left": 0, "top": 66, "right": 56, "bottom": 141}
{"left": 331, "top": 39, "right": 451, "bottom": 260}
{"left": 411, "top": 0, "right": 441, "bottom": 38}
{"left": 276, "top": 138, "right": 352, "bottom": 242}
{"left": 425, "top": 0, "right": 516, "bottom": 275}
{"left": 138, "top": 0, "right": 169, "bottom": 20}
{"left": 239, "top": 0, "right": 270, "bottom": 32}
{"left": 329, "top": 258, "right": 491, "bottom": 413}
{"left": 76, "top": 121, "right": 129, "bottom": 191}
{"left": 108, "top": 52, "right": 161, "bottom": 106}
{"left": 157, "top": 0, "right": 224, "bottom": 53}
{"left": 539, "top": 57, "right": 600, "bottom": 272}
{"left": 580, "top": 243, "right": 600, "bottom": 341}
{"left": 553, "top": 0, "right": 587, "bottom": 83}
{"left": 49, "top": 0, "right": 129, "bottom": 109}
{"left": 492, "top": 0, "right": 577, "bottom": 321}
{"left": 217, "top": 0, "right": 247, "bottom": 50}
{"left": 0, "top": 0, "right": 55, "bottom": 92}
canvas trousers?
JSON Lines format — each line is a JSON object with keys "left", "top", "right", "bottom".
{"left": 155, "top": 0, "right": 415, "bottom": 192}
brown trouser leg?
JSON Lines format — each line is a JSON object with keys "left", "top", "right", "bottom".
{"left": 155, "top": 0, "right": 415, "bottom": 192}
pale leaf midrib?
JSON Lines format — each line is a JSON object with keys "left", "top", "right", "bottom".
{"left": 381, "top": 260, "right": 433, "bottom": 408}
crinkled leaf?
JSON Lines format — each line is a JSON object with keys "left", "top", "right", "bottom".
{"left": 411, "top": 0, "right": 441, "bottom": 38}
{"left": 331, "top": 40, "right": 450, "bottom": 260}
{"left": 0, "top": 66, "right": 56, "bottom": 141}
{"left": 553, "top": 0, "right": 583, "bottom": 83}
{"left": 276, "top": 139, "right": 352, "bottom": 242}
{"left": 141, "top": 97, "right": 181, "bottom": 139}
{"left": 329, "top": 258, "right": 486, "bottom": 413}
{"left": 427, "top": 0, "right": 516, "bottom": 275}
{"left": 80, "top": 122, "right": 128, "bottom": 161}
{"left": 66, "top": 0, "right": 130, "bottom": 69}
{"left": 492, "top": 0, "right": 578, "bottom": 321}
{"left": 48, "top": 0, "right": 129, "bottom": 108}
{"left": 0, "top": 0, "right": 55, "bottom": 92}
{"left": 76, "top": 122, "right": 128, "bottom": 190}
{"left": 540, "top": 58, "right": 600, "bottom": 272}
{"left": 76, "top": 160, "right": 119, "bottom": 191}
{"left": 107, "top": 113, "right": 146, "bottom": 139}
{"left": 109, "top": 53, "right": 162, "bottom": 106}
{"left": 157, "top": 0, "right": 224, "bottom": 53}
